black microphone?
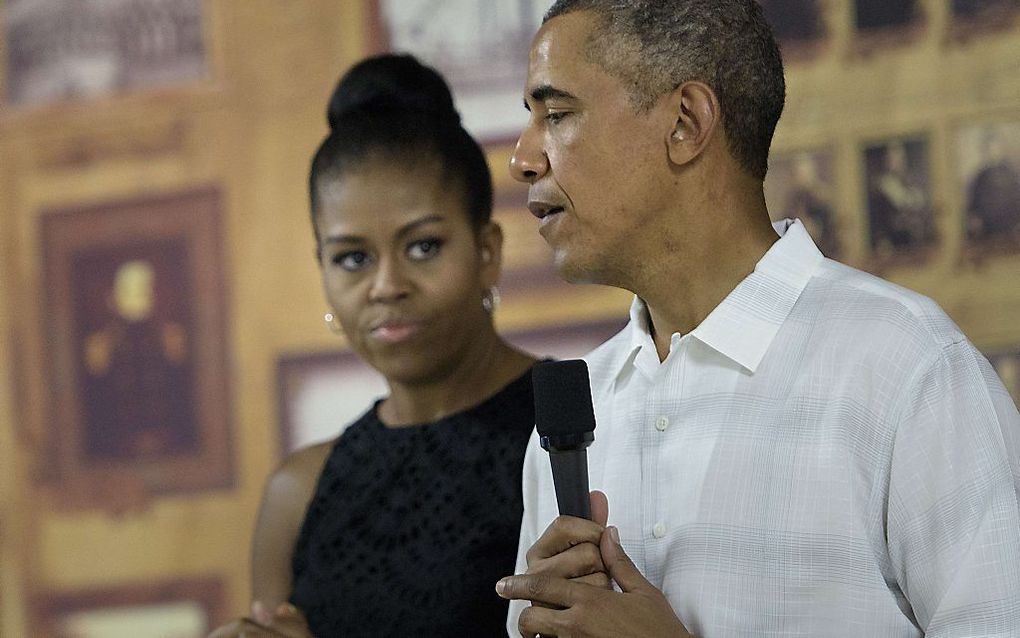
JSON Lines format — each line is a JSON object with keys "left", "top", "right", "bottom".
{"left": 532, "top": 359, "right": 597, "bottom": 520}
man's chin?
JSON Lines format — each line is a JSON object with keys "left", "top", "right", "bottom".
{"left": 553, "top": 253, "right": 601, "bottom": 285}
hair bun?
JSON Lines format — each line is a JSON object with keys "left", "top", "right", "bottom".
{"left": 327, "top": 54, "right": 461, "bottom": 130}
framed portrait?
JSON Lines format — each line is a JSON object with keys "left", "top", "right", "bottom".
{"left": 852, "top": 0, "right": 924, "bottom": 54}
{"left": 862, "top": 135, "right": 937, "bottom": 269}
{"left": 949, "top": 0, "right": 1020, "bottom": 41}
{"left": 765, "top": 148, "right": 841, "bottom": 259}
{"left": 277, "top": 319, "right": 625, "bottom": 455}
{"left": 957, "top": 120, "right": 1020, "bottom": 260}
{"left": 760, "top": 0, "right": 828, "bottom": 60}
{"left": 367, "top": 0, "right": 554, "bottom": 145}
{"left": 987, "top": 348, "right": 1020, "bottom": 408}
{"left": 4, "top": 0, "right": 206, "bottom": 108}
{"left": 40, "top": 187, "right": 232, "bottom": 504}
{"left": 33, "top": 578, "right": 223, "bottom": 638}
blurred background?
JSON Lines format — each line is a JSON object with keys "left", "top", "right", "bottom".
{"left": 1, "top": 0, "right": 1018, "bottom": 635}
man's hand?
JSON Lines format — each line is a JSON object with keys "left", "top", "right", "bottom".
{"left": 525, "top": 491, "right": 613, "bottom": 598}
{"left": 207, "top": 602, "right": 313, "bottom": 638}
{"left": 498, "top": 525, "right": 692, "bottom": 638}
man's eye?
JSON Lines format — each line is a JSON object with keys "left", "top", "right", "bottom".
{"left": 546, "top": 111, "right": 570, "bottom": 124}
{"left": 407, "top": 238, "right": 443, "bottom": 260}
{"left": 332, "top": 251, "right": 370, "bottom": 271}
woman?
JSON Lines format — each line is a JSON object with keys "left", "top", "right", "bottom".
{"left": 210, "top": 54, "right": 537, "bottom": 637}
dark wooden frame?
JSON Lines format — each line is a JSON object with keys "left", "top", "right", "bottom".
{"left": 276, "top": 317, "right": 627, "bottom": 456}
{"left": 32, "top": 577, "right": 224, "bottom": 638}
{"left": 364, "top": 0, "right": 545, "bottom": 146}
{"left": 39, "top": 187, "right": 233, "bottom": 504}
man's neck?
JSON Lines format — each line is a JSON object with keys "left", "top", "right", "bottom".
{"left": 630, "top": 189, "right": 778, "bottom": 362}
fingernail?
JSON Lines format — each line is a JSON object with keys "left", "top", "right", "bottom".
{"left": 276, "top": 603, "right": 297, "bottom": 616}
{"left": 609, "top": 525, "right": 621, "bottom": 544}
{"left": 251, "top": 600, "right": 270, "bottom": 624}
{"left": 495, "top": 578, "right": 508, "bottom": 597}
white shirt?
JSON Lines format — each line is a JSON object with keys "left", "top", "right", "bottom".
{"left": 509, "top": 220, "right": 1020, "bottom": 637}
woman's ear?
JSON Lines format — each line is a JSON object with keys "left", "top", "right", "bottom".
{"left": 666, "top": 81, "right": 720, "bottom": 167}
{"left": 478, "top": 221, "right": 504, "bottom": 288}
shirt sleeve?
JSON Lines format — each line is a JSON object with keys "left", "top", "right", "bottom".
{"left": 507, "top": 427, "right": 544, "bottom": 637}
{"left": 886, "top": 340, "right": 1020, "bottom": 637}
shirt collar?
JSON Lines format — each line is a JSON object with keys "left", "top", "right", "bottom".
{"left": 618, "top": 218, "right": 824, "bottom": 378}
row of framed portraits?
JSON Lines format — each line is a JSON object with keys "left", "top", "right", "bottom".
{"left": 764, "top": 118, "right": 1020, "bottom": 269}
{"left": 22, "top": 151, "right": 1020, "bottom": 505}
{"left": 8, "top": 1, "right": 1016, "bottom": 142}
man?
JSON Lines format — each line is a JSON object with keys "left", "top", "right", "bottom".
{"left": 496, "top": 1, "right": 1020, "bottom": 636}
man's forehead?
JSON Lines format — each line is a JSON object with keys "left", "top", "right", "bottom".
{"left": 526, "top": 13, "right": 600, "bottom": 92}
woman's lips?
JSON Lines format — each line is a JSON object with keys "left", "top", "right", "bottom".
{"left": 370, "top": 322, "right": 423, "bottom": 344}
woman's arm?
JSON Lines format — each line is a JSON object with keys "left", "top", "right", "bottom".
{"left": 250, "top": 441, "right": 334, "bottom": 609}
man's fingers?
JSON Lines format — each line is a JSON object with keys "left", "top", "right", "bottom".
{"left": 600, "top": 525, "right": 653, "bottom": 593}
{"left": 517, "top": 604, "right": 569, "bottom": 637}
{"left": 497, "top": 573, "right": 587, "bottom": 607}
{"left": 526, "top": 540, "right": 605, "bottom": 579}
{"left": 590, "top": 490, "right": 609, "bottom": 527}
{"left": 525, "top": 515, "right": 605, "bottom": 566}
{"left": 571, "top": 570, "right": 612, "bottom": 590}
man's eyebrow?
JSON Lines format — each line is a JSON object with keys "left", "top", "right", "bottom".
{"left": 529, "top": 84, "right": 579, "bottom": 103}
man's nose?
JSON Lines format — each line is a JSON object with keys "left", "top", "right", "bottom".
{"left": 509, "top": 125, "right": 549, "bottom": 184}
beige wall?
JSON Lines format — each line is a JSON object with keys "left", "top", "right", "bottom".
{"left": 0, "top": 1, "right": 1018, "bottom": 635}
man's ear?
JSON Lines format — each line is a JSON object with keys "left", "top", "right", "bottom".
{"left": 665, "top": 81, "right": 720, "bottom": 167}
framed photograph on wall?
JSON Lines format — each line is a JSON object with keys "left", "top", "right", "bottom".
{"left": 759, "top": 0, "right": 828, "bottom": 61}
{"left": 40, "top": 187, "right": 232, "bottom": 504}
{"left": 949, "top": 0, "right": 1020, "bottom": 42}
{"left": 277, "top": 318, "right": 626, "bottom": 455}
{"left": 957, "top": 120, "right": 1020, "bottom": 261}
{"left": 33, "top": 578, "right": 223, "bottom": 638}
{"left": 765, "top": 147, "right": 841, "bottom": 259}
{"left": 862, "top": 135, "right": 937, "bottom": 270}
{"left": 987, "top": 348, "right": 1020, "bottom": 408}
{"left": 366, "top": 0, "right": 554, "bottom": 144}
{"left": 852, "top": 0, "right": 925, "bottom": 54}
{"left": 3, "top": 0, "right": 207, "bottom": 108}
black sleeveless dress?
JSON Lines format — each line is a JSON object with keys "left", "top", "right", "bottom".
{"left": 290, "top": 368, "right": 535, "bottom": 636}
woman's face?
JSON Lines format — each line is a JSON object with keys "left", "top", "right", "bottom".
{"left": 314, "top": 158, "right": 500, "bottom": 384}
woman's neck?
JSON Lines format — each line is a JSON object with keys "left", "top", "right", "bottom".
{"left": 378, "top": 330, "right": 534, "bottom": 427}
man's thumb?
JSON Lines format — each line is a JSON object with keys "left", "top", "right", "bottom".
{"left": 601, "top": 526, "right": 651, "bottom": 593}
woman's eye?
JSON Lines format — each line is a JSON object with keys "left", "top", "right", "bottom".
{"left": 332, "top": 251, "right": 370, "bottom": 271}
{"left": 407, "top": 238, "right": 443, "bottom": 261}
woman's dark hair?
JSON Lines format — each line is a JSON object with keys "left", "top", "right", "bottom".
{"left": 309, "top": 54, "right": 493, "bottom": 242}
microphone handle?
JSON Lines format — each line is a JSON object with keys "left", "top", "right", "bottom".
{"left": 549, "top": 449, "right": 592, "bottom": 520}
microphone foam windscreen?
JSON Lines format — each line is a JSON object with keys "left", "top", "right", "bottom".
{"left": 533, "top": 359, "right": 596, "bottom": 437}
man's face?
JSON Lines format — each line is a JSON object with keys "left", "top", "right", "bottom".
{"left": 509, "top": 11, "right": 672, "bottom": 284}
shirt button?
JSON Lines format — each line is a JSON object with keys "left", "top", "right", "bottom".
{"left": 652, "top": 522, "right": 667, "bottom": 538}
{"left": 655, "top": 416, "right": 669, "bottom": 432}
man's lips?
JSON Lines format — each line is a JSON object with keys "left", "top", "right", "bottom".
{"left": 528, "top": 200, "right": 565, "bottom": 219}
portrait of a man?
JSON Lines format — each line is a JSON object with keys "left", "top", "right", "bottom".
{"left": 75, "top": 245, "right": 198, "bottom": 462}
{"left": 42, "top": 188, "right": 232, "bottom": 500}
{"left": 864, "top": 137, "right": 936, "bottom": 261}
{"left": 765, "top": 149, "right": 840, "bottom": 258}
{"left": 372, "top": 0, "right": 553, "bottom": 142}
{"left": 953, "top": 0, "right": 1020, "bottom": 19}
{"left": 760, "top": 0, "right": 825, "bottom": 45}
{"left": 4, "top": 0, "right": 205, "bottom": 106}
{"left": 988, "top": 350, "right": 1020, "bottom": 408}
{"left": 854, "top": 0, "right": 920, "bottom": 31}
{"left": 958, "top": 122, "right": 1020, "bottom": 249}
